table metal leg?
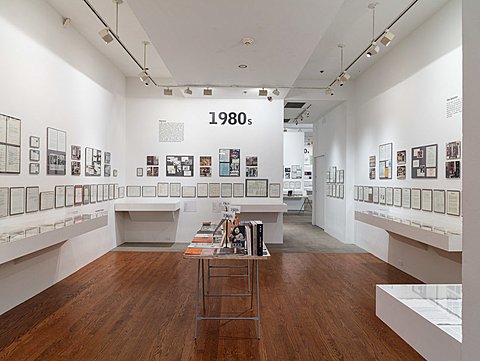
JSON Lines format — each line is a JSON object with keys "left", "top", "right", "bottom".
{"left": 255, "top": 260, "right": 261, "bottom": 339}
{"left": 247, "top": 260, "right": 251, "bottom": 293}
{"left": 207, "top": 259, "right": 210, "bottom": 294}
{"left": 195, "top": 259, "right": 200, "bottom": 339}
{"left": 201, "top": 259, "right": 206, "bottom": 313}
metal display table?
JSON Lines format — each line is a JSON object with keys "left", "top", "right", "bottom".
{"left": 184, "top": 242, "right": 270, "bottom": 339}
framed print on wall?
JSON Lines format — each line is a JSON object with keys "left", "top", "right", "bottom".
{"left": 233, "top": 183, "right": 244, "bottom": 198}
{"left": 433, "top": 189, "right": 446, "bottom": 214}
{"left": 9, "top": 187, "right": 25, "bottom": 215}
{"left": 411, "top": 144, "right": 438, "bottom": 179}
{"left": 30, "top": 136, "right": 40, "bottom": 148}
{"left": 182, "top": 186, "right": 196, "bottom": 198}
{"left": 446, "top": 190, "right": 461, "bottom": 216}
{"left": 46, "top": 127, "right": 66, "bottom": 175}
{"left": 166, "top": 155, "right": 194, "bottom": 177}
{"left": 65, "top": 185, "right": 75, "bottom": 207}
{"left": 157, "top": 182, "right": 169, "bottom": 197}
{"left": 209, "top": 183, "right": 220, "bottom": 198}
{"left": 378, "top": 143, "right": 393, "bottom": 179}
{"left": 170, "top": 183, "right": 181, "bottom": 197}
{"left": 197, "top": 183, "right": 208, "bottom": 198}
{"left": 26, "top": 186, "right": 40, "bottom": 213}
{"left": 219, "top": 148, "right": 240, "bottom": 177}
{"left": 55, "top": 185, "right": 65, "bottom": 208}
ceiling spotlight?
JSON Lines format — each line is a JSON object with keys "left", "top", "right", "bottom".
{"left": 138, "top": 70, "right": 149, "bottom": 82}
{"left": 325, "top": 87, "right": 334, "bottom": 96}
{"left": 305, "top": 111, "right": 310, "bottom": 117}
{"left": 336, "top": 77, "right": 344, "bottom": 87}
{"left": 259, "top": 88, "right": 268, "bottom": 96}
{"left": 295, "top": 120, "right": 298, "bottom": 125}
{"left": 241, "top": 37, "right": 255, "bottom": 46}
{"left": 339, "top": 71, "right": 351, "bottom": 82}
{"left": 184, "top": 87, "right": 192, "bottom": 95}
{"left": 300, "top": 116, "right": 303, "bottom": 122}
{"left": 203, "top": 88, "right": 212, "bottom": 96}
{"left": 380, "top": 29, "right": 395, "bottom": 47}
{"left": 99, "top": 28, "right": 113, "bottom": 44}
{"left": 238, "top": 64, "right": 248, "bottom": 69}
{"left": 366, "top": 41, "right": 380, "bottom": 57}
{"left": 273, "top": 88, "right": 280, "bottom": 96}
{"left": 164, "top": 88, "right": 173, "bottom": 96}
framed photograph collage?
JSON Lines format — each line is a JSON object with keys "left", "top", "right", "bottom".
{"left": 411, "top": 144, "right": 437, "bottom": 178}
{"left": 71, "top": 145, "right": 81, "bottom": 176}
{"left": 166, "top": 155, "right": 194, "bottom": 177}
{"left": 199, "top": 156, "right": 212, "bottom": 177}
{"left": 146, "top": 155, "right": 159, "bottom": 177}
{"left": 379, "top": 143, "right": 392, "bottom": 179}
{"left": 245, "top": 156, "right": 258, "bottom": 177}
{"left": 85, "top": 147, "right": 102, "bottom": 176}
{"left": 219, "top": 148, "right": 240, "bottom": 177}
{"left": 46, "top": 127, "right": 66, "bottom": 175}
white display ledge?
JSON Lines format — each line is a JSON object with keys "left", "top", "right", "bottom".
{"left": 0, "top": 215, "right": 108, "bottom": 266}
{"left": 377, "top": 284, "right": 461, "bottom": 361}
{"left": 355, "top": 211, "right": 462, "bottom": 252}
{"left": 114, "top": 200, "right": 181, "bottom": 212}
{"left": 231, "top": 203, "right": 288, "bottom": 213}
{"left": 114, "top": 200, "right": 181, "bottom": 222}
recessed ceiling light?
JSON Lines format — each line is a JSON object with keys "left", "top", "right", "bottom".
{"left": 164, "top": 88, "right": 173, "bottom": 96}
{"left": 319, "top": 70, "right": 324, "bottom": 74}
{"left": 203, "top": 88, "right": 212, "bottom": 96}
{"left": 238, "top": 64, "right": 247, "bottom": 69}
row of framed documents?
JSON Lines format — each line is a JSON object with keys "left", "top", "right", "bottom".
{"left": 354, "top": 185, "right": 461, "bottom": 216}
{"left": 126, "top": 180, "right": 281, "bottom": 199}
{"left": 327, "top": 183, "right": 344, "bottom": 199}
{"left": 0, "top": 184, "right": 124, "bottom": 217}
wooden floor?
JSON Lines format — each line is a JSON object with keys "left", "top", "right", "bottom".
{"left": 0, "top": 252, "right": 424, "bottom": 361}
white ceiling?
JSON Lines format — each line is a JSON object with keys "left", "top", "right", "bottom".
{"left": 46, "top": 0, "right": 451, "bottom": 115}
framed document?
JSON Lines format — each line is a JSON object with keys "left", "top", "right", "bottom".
{"left": 83, "top": 185, "right": 90, "bottom": 205}
{"left": 233, "top": 183, "right": 244, "bottom": 198}
{"left": 97, "top": 184, "right": 103, "bottom": 202}
{"left": 433, "top": 189, "right": 445, "bottom": 214}
{"left": 40, "top": 191, "right": 54, "bottom": 211}
{"left": 90, "top": 184, "right": 97, "bottom": 203}
{"left": 142, "top": 186, "right": 156, "bottom": 197}
{"left": 386, "top": 187, "right": 394, "bottom": 206}
{"left": 354, "top": 186, "right": 358, "bottom": 201}
{"left": 30, "top": 149, "right": 40, "bottom": 162}
{"left": 411, "top": 144, "right": 437, "bottom": 179}
{"left": 74, "top": 185, "right": 83, "bottom": 205}
{"left": 246, "top": 179, "right": 268, "bottom": 197}
{"left": 65, "top": 185, "right": 74, "bottom": 207}
{"left": 0, "top": 115, "right": 21, "bottom": 174}
{"left": 166, "top": 155, "right": 194, "bottom": 177}
{"left": 126, "top": 186, "right": 141, "bottom": 197}
{"left": 209, "top": 183, "right": 220, "bottom": 198}
{"left": 30, "top": 136, "right": 40, "bottom": 148}
{"left": 339, "top": 184, "right": 344, "bottom": 199}
{"left": 29, "top": 163, "right": 40, "bottom": 175}
{"left": 445, "top": 160, "right": 460, "bottom": 179}
{"left": 182, "top": 186, "right": 196, "bottom": 198}
{"left": 411, "top": 188, "right": 421, "bottom": 210}
{"left": 55, "top": 185, "right": 65, "bottom": 208}
{"left": 136, "top": 167, "right": 143, "bottom": 177}
{"left": 372, "top": 187, "right": 379, "bottom": 203}
{"left": 108, "top": 184, "right": 114, "bottom": 200}
{"left": 366, "top": 187, "right": 373, "bottom": 202}
{"left": 402, "top": 188, "right": 411, "bottom": 209}
{"left": 170, "top": 183, "right": 181, "bottom": 198}
{"left": 114, "top": 184, "right": 119, "bottom": 199}
{"left": 421, "top": 189, "right": 433, "bottom": 212}
{"left": 157, "top": 182, "right": 169, "bottom": 197}
{"left": 221, "top": 183, "right": 233, "bottom": 198}
{"left": 9, "top": 187, "right": 24, "bottom": 215}
{"left": 0, "top": 187, "right": 8, "bottom": 218}
{"left": 393, "top": 188, "right": 402, "bottom": 207}
{"left": 118, "top": 186, "right": 125, "bottom": 199}
{"left": 446, "top": 190, "right": 461, "bottom": 216}
{"left": 26, "top": 186, "right": 40, "bottom": 213}
{"left": 269, "top": 183, "right": 281, "bottom": 198}
{"left": 363, "top": 186, "right": 369, "bottom": 202}
{"left": 358, "top": 186, "right": 364, "bottom": 201}
{"left": 197, "top": 183, "right": 208, "bottom": 198}
{"left": 103, "top": 184, "right": 109, "bottom": 201}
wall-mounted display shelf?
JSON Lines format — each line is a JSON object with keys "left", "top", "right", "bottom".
{"left": 0, "top": 212, "right": 108, "bottom": 265}
{"left": 354, "top": 210, "right": 461, "bottom": 252}
{"left": 376, "top": 284, "right": 461, "bottom": 361}
{"left": 114, "top": 199, "right": 181, "bottom": 222}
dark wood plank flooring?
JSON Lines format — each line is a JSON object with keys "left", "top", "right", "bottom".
{"left": 0, "top": 252, "right": 424, "bottom": 361}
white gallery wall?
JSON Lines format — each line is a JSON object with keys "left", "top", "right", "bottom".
{"left": 314, "top": 103, "right": 348, "bottom": 243}
{"left": 461, "top": 0, "right": 480, "bottom": 358}
{"left": 0, "top": 1, "right": 126, "bottom": 314}
{"left": 315, "top": 0, "right": 462, "bottom": 282}
{"left": 123, "top": 83, "right": 284, "bottom": 244}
